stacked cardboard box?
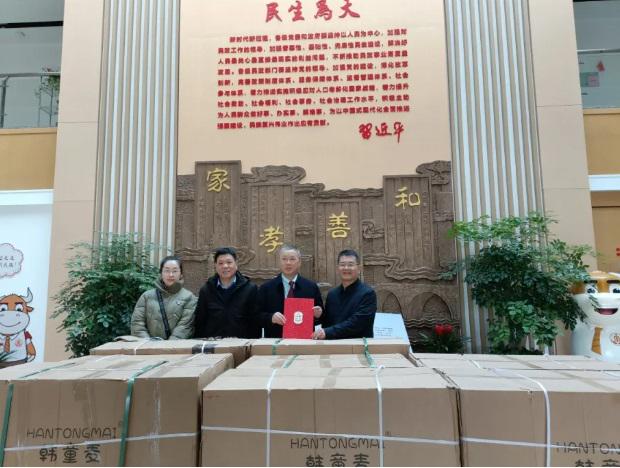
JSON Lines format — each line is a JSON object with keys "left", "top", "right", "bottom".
{"left": 90, "top": 338, "right": 252, "bottom": 367}
{"left": 440, "top": 367, "right": 620, "bottom": 466}
{"left": 250, "top": 338, "right": 410, "bottom": 357}
{"left": 201, "top": 367, "right": 460, "bottom": 466}
{"left": 0, "top": 353, "right": 233, "bottom": 466}
{"left": 410, "top": 353, "right": 620, "bottom": 371}
{"left": 238, "top": 353, "right": 414, "bottom": 370}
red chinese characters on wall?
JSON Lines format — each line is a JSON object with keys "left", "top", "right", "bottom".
{"left": 266, "top": 0, "right": 359, "bottom": 23}
{"left": 216, "top": 26, "right": 411, "bottom": 139}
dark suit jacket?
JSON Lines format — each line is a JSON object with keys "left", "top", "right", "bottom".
{"left": 257, "top": 274, "right": 324, "bottom": 338}
{"left": 322, "top": 279, "right": 377, "bottom": 339}
{"left": 193, "top": 272, "right": 260, "bottom": 339}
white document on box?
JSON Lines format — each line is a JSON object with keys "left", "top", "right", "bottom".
{"left": 373, "top": 312, "right": 412, "bottom": 351}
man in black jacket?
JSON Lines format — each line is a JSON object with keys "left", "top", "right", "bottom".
{"left": 312, "top": 249, "right": 377, "bottom": 340}
{"left": 257, "top": 244, "right": 323, "bottom": 338}
{"left": 193, "top": 247, "right": 260, "bottom": 339}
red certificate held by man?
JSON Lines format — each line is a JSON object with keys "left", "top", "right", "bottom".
{"left": 283, "top": 297, "right": 314, "bottom": 339}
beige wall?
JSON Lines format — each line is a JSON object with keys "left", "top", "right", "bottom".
{"left": 44, "top": 0, "right": 105, "bottom": 361}
{"left": 46, "top": 0, "right": 601, "bottom": 358}
{"left": 178, "top": 0, "right": 451, "bottom": 188}
{"left": 0, "top": 128, "right": 56, "bottom": 190}
{"left": 584, "top": 109, "right": 620, "bottom": 174}
{"left": 591, "top": 192, "right": 620, "bottom": 273}
{"left": 529, "top": 0, "right": 598, "bottom": 353}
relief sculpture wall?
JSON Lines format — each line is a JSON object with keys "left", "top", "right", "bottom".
{"left": 176, "top": 160, "right": 459, "bottom": 346}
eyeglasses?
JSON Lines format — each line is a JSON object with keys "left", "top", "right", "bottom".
{"left": 162, "top": 269, "right": 181, "bottom": 274}
{"left": 337, "top": 262, "right": 358, "bottom": 269}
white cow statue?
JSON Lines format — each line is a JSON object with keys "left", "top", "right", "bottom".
{"left": 571, "top": 271, "right": 620, "bottom": 361}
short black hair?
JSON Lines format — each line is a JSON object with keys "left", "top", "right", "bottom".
{"left": 337, "top": 249, "right": 360, "bottom": 264}
{"left": 159, "top": 255, "right": 183, "bottom": 273}
{"left": 214, "top": 247, "right": 237, "bottom": 263}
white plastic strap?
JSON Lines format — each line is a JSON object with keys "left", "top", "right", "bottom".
{"left": 201, "top": 425, "right": 459, "bottom": 446}
{"left": 489, "top": 367, "right": 552, "bottom": 467}
{"left": 131, "top": 340, "right": 150, "bottom": 355}
{"left": 265, "top": 368, "right": 278, "bottom": 467}
{"left": 4, "top": 431, "right": 198, "bottom": 452}
{"left": 470, "top": 359, "right": 483, "bottom": 369}
{"left": 374, "top": 365, "right": 386, "bottom": 467}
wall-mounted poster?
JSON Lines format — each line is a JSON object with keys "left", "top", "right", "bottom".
{"left": 0, "top": 191, "right": 53, "bottom": 366}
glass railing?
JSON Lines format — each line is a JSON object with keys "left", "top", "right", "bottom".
{"left": 578, "top": 48, "right": 620, "bottom": 109}
{"left": 0, "top": 72, "right": 60, "bottom": 129}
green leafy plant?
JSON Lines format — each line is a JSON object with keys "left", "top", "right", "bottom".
{"left": 444, "top": 213, "right": 592, "bottom": 354}
{"left": 418, "top": 324, "right": 468, "bottom": 353}
{"left": 53, "top": 233, "right": 161, "bottom": 357}
{"left": 35, "top": 68, "right": 60, "bottom": 98}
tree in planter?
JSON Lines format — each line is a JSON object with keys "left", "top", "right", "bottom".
{"left": 444, "top": 213, "right": 592, "bottom": 354}
{"left": 53, "top": 233, "right": 161, "bottom": 357}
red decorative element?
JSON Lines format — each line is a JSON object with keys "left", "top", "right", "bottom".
{"left": 266, "top": 2, "right": 283, "bottom": 22}
{"left": 597, "top": 61, "right": 605, "bottom": 72}
{"left": 434, "top": 324, "right": 454, "bottom": 336}
{"left": 288, "top": 0, "right": 305, "bottom": 21}
{"left": 339, "top": 0, "right": 360, "bottom": 18}
{"left": 375, "top": 122, "right": 391, "bottom": 136}
{"left": 393, "top": 121, "right": 404, "bottom": 143}
{"left": 283, "top": 298, "right": 314, "bottom": 338}
{"left": 314, "top": 0, "right": 333, "bottom": 20}
{"left": 358, "top": 123, "right": 372, "bottom": 139}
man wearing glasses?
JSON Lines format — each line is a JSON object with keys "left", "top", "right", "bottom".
{"left": 312, "top": 249, "right": 377, "bottom": 340}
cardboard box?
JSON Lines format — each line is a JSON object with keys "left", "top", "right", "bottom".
{"left": 90, "top": 338, "right": 252, "bottom": 367}
{"left": 0, "top": 353, "right": 233, "bottom": 466}
{"left": 250, "top": 338, "right": 410, "bottom": 357}
{"left": 411, "top": 353, "right": 620, "bottom": 371}
{"left": 201, "top": 367, "right": 460, "bottom": 466}
{"left": 439, "top": 367, "right": 620, "bottom": 466}
{"left": 237, "top": 353, "right": 414, "bottom": 370}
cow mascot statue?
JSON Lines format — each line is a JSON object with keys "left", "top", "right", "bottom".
{"left": 0, "top": 287, "right": 36, "bottom": 367}
{"left": 571, "top": 271, "right": 620, "bottom": 362}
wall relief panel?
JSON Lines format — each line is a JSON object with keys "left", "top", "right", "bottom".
{"left": 176, "top": 160, "right": 459, "bottom": 347}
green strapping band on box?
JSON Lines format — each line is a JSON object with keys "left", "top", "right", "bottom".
{"left": 0, "top": 362, "right": 78, "bottom": 467}
{"left": 271, "top": 339, "right": 283, "bottom": 355}
{"left": 363, "top": 337, "right": 376, "bottom": 368}
{"left": 118, "top": 361, "right": 167, "bottom": 467}
{"left": 282, "top": 355, "right": 298, "bottom": 368}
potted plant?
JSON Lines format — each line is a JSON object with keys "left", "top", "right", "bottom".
{"left": 418, "top": 324, "right": 468, "bottom": 353}
{"left": 444, "top": 213, "right": 592, "bottom": 354}
{"left": 53, "top": 233, "right": 161, "bottom": 357}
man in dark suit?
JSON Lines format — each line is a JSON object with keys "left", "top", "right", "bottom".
{"left": 257, "top": 244, "right": 323, "bottom": 338}
{"left": 312, "top": 249, "right": 377, "bottom": 340}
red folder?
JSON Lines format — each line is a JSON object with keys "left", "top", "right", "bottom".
{"left": 283, "top": 298, "right": 314, "bottom": 339}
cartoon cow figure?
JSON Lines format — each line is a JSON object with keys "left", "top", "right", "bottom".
{"left": 0, "top": 288, "right": 36, "bottom": 366}
{"left": 571, "top": 271, "right": 620, "bottom": 362}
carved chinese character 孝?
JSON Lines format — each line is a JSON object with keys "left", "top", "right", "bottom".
{"left": 259, "top": 226, "right": 284, "bottom": 253}
{"left": 394, "top": 187, "right": 421, "bottom": 209}
{"left": 207, "top": 168, "right": 231, "bottom": 192}
{"left": 358, "top": 123, "right": 372, "bottom": 140}
{"left": 339, "top": 0, "right": 360, "bottom": 18}
{"left": 289, "top": 0, "right": 305, "bottom": 21}
{"left": 327, "top": 212, "right": 351, "bottom": 238}
{"left": 314, "top": 0, "right": 333, "bottom": 20}
{"left": 266, "top": 2, "right": 283, "bottom": 22}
